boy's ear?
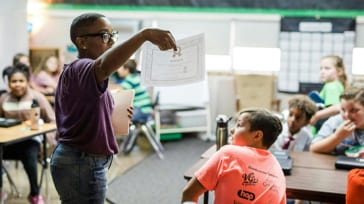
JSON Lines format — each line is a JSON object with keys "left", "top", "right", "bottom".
{"left": 76, "top": 37, "right": 86, "bottom": 49}
{"left": 254, "top": 130, "right": 263, "bottom": 141}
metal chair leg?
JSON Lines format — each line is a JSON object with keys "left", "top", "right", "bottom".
{"left": 141, "top": 125, "right": 164, "bottom": 159}
{"left": 2, "top": 165, "right": 21, "bottom": 197}
{"left": 144, "top": 122, "right": 164, "bottom": 151}
{"left": 122, "top": 125, "right": 140, "bottom": 154}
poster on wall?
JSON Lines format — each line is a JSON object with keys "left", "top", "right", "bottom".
{"left": 278, "top": 17, "right": 355, "bottom": 93}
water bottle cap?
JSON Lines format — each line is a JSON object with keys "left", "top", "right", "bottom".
{"left": 31, "top": 99, "right": 39, "bottom": 108}
{"left": 216, "top": 114, "right": 231, "bottom": 127}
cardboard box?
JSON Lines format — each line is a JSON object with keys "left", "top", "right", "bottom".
{"left": 235, "top": 74, "right": 277, "bottom": 110}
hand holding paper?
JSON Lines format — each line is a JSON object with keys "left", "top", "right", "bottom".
{"left": 142, "top": 28, "right": 177, "bottom": 51}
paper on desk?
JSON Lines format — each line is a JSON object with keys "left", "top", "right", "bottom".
{"left": 111, "top": 89, "right": 135, "bottom": 135}
{"left": 140, "top": 33, "right": 205, "bottom": 86}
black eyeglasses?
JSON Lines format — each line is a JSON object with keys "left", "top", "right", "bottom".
{"left": 78, "top": 31, "right": 119, "bottom": 43}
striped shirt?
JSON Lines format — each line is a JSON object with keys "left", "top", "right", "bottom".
{"left": 120, "top": 73, "right": 152, "bottom": 114}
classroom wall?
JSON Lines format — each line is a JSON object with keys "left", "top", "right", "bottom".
{"left": 0, "top": 0, "right": 29, "bottom": 90}
{"left": 29, "top": 10, "right": 280, "bottom": 56}
{"left": 356, "top": 17, "right": 364, "bottom": 47}
{"left": 0, "top": 2, "right": 362, "bottom": 140}
{"left": 27, "top": 9, "right": 364, "bottom": 108}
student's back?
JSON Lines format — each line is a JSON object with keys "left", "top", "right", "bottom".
{"left": 197, "top": 145, "right": 285, "bottom": 203}
{"left": 182, "top": 108, "right": 286, "bottom": 204}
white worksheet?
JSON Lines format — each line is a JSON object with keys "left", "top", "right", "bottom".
{"left": 140, "top": 33, "right": 205, "bottom": 86}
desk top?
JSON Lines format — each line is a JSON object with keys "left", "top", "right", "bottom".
{"left": 285, "top": 167, "right": 347, "bottom": 202}
{"left": 0, "top": 123, "right": 57, "bottom": 143}
{"left": 202, "top": 145, "right": 338, "bottom": 170}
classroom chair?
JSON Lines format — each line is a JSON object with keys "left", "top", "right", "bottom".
{"left": 121, "top": 91, "right": 164, "bottom": 159}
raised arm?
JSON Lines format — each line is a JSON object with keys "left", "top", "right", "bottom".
{"left": 94, "top": 28, "right": 177, "bottom": 83}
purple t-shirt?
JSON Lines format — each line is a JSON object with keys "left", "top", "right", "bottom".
{"left": 55, "top": 58, "right": 118, "bottom": 155}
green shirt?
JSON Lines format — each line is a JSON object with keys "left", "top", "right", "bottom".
{"left": 120, "top": 74, "right": 153, "bottom": 114}
{"left": 320, "top": 81, "right": 344, "bottom": 107}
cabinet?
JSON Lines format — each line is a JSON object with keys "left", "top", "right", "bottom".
{"left": 154, "top": 104, "right": 211, "bottom": 140}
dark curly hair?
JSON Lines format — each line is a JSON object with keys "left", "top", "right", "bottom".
{"left": 288, "top": 95, "right": 318, "bottom": 122}
{"left": 2, "top": 63, "right": 30, "bottom": 82}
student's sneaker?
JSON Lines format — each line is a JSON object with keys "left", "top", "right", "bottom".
{"left": 1, "top": 191, "right": 7, "bottom": 202}
{"left": 27, "top": 194, "right": 44, "bottom": 204}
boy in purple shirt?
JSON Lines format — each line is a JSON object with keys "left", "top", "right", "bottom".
{"left": 50, "top": 12, "right": 176, "bottom": 204}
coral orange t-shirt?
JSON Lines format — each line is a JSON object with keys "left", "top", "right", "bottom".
{"left": 346, "top": 168, "right": 364, "bottom": 204}
{"left": 195, "top": 145, "right": 286, "bottom": 204}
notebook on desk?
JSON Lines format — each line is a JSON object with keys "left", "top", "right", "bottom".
{"left": 0, "top": 118, "right": 22, "bottom": 128}
{"left": 335, "top": 155, "right": 364, "bottom": 170}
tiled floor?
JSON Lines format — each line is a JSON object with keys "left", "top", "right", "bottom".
{"left": 2, "top": 143, "right": 152, "bottom": 204}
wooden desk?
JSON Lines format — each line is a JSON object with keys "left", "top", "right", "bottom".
{"left": 0, "top": 123, "right": 57, "bottom": 201}
{"left": 184, "top": 145, "right": 348, "bottom": 203}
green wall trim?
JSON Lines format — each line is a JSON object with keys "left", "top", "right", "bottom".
{"left": 47, "top": 4, "right": 364, "bottom": 18}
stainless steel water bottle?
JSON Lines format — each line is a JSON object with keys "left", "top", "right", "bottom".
{"left": 215, "top": 114, "right": 231, "bottom": 150}
{"left": 30, "top": 99, "right": 40, "bottom": 130}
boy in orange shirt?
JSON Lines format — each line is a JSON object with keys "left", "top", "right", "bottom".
{"left": 181, "top": 108, "right": 286, "bottom": 204}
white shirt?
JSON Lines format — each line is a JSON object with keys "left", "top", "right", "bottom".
{"left": 272, "top": 123, "right": 313, "bottom": 151}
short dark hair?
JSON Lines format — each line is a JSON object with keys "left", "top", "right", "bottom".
{"left": 3, "top": 63, "right": 30, "bottom": 82}
{"left": 239, "top": 108, "right": 282, "bottom": 148}
{"left": 288, "top": 95, "right": 318, "bottom": 121}
{"left": 70, "top": 13, "right": 105, "bottom": 45}
{"left": 123, "top": 59, "right": 137, "bottom": 74}
{"left": 12, "top": 53, "right": 28, "bottom": 66}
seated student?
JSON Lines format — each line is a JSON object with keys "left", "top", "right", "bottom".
{"left": 181, "top": 108, "right": 286, "bottom": 204}
{"left": 310, "top": 87, "right": 364, "bottom": 155}
{"left": 0, "top": 64, "right": 56, "bottom": 204}
{"left": 272, "top": 95, "right": 317, "bottom": 151}
{"left": 118, "top": 59, "right": 153, "bottom": 123}
{"left": 309, "top": 55, "right": 349, "bottom": 133}
{"left": 11, "top": 52, "right": 45, "bottom": 94}
{"left": 32, "top": 55, "right": 61, "bottom": 95}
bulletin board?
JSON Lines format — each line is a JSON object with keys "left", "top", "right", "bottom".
{"left": 278, "top": 17, "right": 355, "bottom": 93}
